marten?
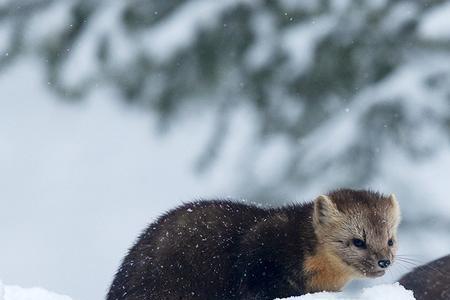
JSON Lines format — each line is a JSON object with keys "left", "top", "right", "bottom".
{"left": 107, "top": 189, "right": 401, "bottom": 300}
{"left": 399, "top": 254, "right": 450, "bottom": 300}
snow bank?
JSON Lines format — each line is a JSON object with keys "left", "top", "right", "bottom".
{"left": 0, "top": 280, "right": 414, "bottom": 300}
{"left": 0, "top": 281, "right": 72, "bottom": 300}
{"left": 277, "top": 283, "right": 415, "bottom": 300}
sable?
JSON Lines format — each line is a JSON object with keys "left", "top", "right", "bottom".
{"left": 107, "top": 189, "right": 401, "bottom": 300}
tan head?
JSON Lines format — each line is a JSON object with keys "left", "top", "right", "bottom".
{"left": 312, "top": 189, "right": 401, "bottom": 278}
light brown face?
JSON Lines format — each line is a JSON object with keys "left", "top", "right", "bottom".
{"left": 313, "top": 191, "right": 401, "bottom": 278}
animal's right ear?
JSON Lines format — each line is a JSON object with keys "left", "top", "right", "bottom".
{"left": 388, "top": 193, "right": 401, "bottom": 227}
{"left": 313, "top": 195, "right": 340, "bottom": 227}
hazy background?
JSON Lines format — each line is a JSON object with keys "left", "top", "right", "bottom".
{"left": 1, "top": 0, "right": 450, "bottom": 299}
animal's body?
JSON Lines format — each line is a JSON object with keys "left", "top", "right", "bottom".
{"left": 107, "top": 189, "right": 401, "bottom": 300}
{"left": 399, "top": 254, "right": 450, "bottom": 300}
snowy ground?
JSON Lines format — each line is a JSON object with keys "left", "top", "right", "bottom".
{"left": 0, "top": 281, "right": 414, "bottom": 300}
{"left": 0, "top": 281, "right": 72, "bottom": 300}
{"left": 279, "top": 283, "right": 414, "bottom": 300}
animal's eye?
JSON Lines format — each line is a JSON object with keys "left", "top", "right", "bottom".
{"left": 388, "top": 239, "right": 394, "bottom": 247}
{"left": 352, "top": 238, "right": 366, "bottom": 249}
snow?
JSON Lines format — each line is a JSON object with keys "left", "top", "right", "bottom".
{"left": 282, "top": 16, "right": 335, "bottom": 75}
{"left": 58, "top": 2, "right": 125, "bottom": 88}
{"left": 0, "top": 280, "right": 415, "bottom": 300}
{"left": 141, "top": 0, "right": 253, "bottom": 62}
{"left": 24, "top": 1, "right": 73, "bottom": 48}
{"left": 0, "top": 281, "right": 72, "bottom": 300}
{"left": 278, "top": 283, "right": 414, "bottom": 300}
{"left": 381, "top": 2, "right": 418, "bottom": 34}
{"left": 418, "top": 2, "right": 450, "bottom": 40}
{"left": 245, "top": 10, "right": 277, "bottom": 70}
{"left": 279, "top": 0, "right": 321, "bottom": 12}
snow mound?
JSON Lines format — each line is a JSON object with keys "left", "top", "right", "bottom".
{"left": 0, "top": 281, "right": 72, "bottom": 300}
{"left": 277, "top": 283, "right": 415, "bottom": 300}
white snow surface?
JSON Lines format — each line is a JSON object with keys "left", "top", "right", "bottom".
{"left": 277, "top": 283, "right": 415, "bottom": 300}
{"left": 0, "top": 281, "right": 72, "bottom": 300}
{"left": 0, "top": 281, "right": 414, "bottom": 300}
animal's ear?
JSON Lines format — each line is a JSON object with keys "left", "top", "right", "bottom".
{"left": 313, "top": 195, "right": 340, "bottom": 227}
{"left": 388, "top": 193, "right": 401, "bottom": 226}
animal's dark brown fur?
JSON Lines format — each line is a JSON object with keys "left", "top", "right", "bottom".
{"left": 399, "top": 255, "right": 450, "bottom": 300}
{"left": 107, "top": 189, "right": 399, "bottom": 300}
{"left": 107, "top": 200, "right": 316, "bottom": 300}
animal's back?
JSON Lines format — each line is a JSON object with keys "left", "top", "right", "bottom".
{"left": 399, "top": 254, "right": 450, "bottom": 300}
{"left": 107, "top": 200, "right": 269, "bottom": 300}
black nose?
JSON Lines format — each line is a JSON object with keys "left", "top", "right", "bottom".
{"left": 378, "top": 259, "right": 391, "bottom": 269}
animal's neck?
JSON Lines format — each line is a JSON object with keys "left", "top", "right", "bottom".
{"left": 303, "top": 247, "right": 355, "bottom": 293}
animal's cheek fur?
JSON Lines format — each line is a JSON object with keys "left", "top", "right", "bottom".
{"left": 340, "top": 258, "right": 369, "bottom": 278}
{"left": 340, "top": 255, "right": 359, "bottom": 269}
{"left": 336, "top": 248, "right": 363, "bottom": 269}
{"left": 329, "top": 240, "right": 351, "bottom": 258}
{"left": 389, "top": 247, "right": 398, "bottom": 262}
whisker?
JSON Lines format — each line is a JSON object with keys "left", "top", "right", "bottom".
{"left": 394, "top": 261, "right": 414, "bottom": 272}
{"left": 395, "top": 259, "right": 419, "bottom": 266}
{"left": 395, "top": 255, "right": 427, "bottom": 264}
{"left": 396, "top": 257, "right": 450, "bottom": 278}
{"left": 387, "top": 267, "right": 399, "bottom": 281}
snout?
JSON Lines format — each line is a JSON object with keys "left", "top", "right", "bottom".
{"left": 365, "top": 269, "right": 386, "bottom": 278}
{"left": 364, "top": 258, "right": 391, "bottom": 277}
{"left": 378, "top": 259, "right": 391, "bottom": 269}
